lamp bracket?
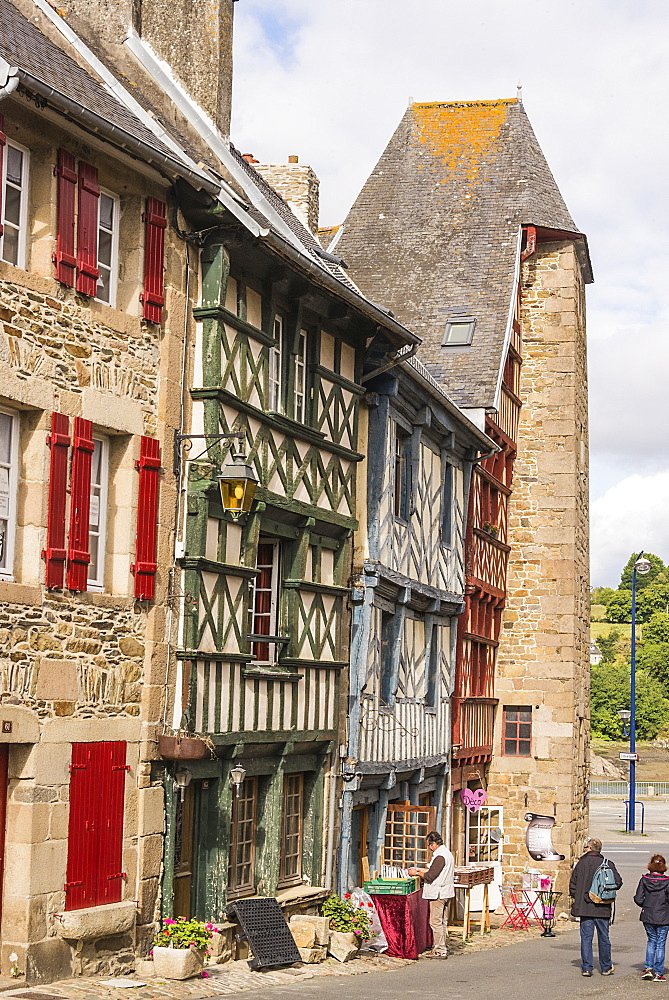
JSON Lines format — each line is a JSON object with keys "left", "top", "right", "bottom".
{"left": 173, "top": 431, "right": 245, "bottom": 477}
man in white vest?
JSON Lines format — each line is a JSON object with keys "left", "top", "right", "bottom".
{"left": 408, "top": 831, "right": 455, "bottom": 958}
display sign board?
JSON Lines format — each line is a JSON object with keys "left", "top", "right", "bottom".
{"left": 619, "top": 752, "right": 639, "bottom": 761}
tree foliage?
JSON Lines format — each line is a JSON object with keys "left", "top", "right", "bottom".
{"left": 590, "top": 659, "right": 669, "bottom": 740}
{"left": 619, "top": 552, "right": 667, "bottom": 591}
{"left": 591, "top": 587, "right": 616, "bottom": 607}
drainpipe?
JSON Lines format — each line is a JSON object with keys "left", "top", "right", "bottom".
{"left": 0, "top": 60, "right": 19, "bottom": 100}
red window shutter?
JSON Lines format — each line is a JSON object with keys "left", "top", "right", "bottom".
{"left": 66, "top": 417, "right": 94, "bottom": 592}
{"left": 141, "top": 197, "right": 166, "bottom": 323}
{"left": 76, "top": 160, "right": 100, "bottom": 297}
{"left": 65, "top": 741, "right": 127, "bottom": 910}
{"left": 0, "top": 114, "right": 5, "bottom": 237}
{"left": 131, "top": 435, "right": 161, "bottom": 600}
{"left": 43, "top": 412, "right": 70, "bottom": 589}
{"left": 54, "top": 149, "right": 77, "bottom": 287}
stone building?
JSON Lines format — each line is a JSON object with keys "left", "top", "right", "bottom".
{"left": 333, "top": 97, "right": 592, "bottom": 890}
{"left": 0, "top": 0, "right": 221, "bottom": 982}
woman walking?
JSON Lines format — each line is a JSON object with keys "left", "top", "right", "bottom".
{"left": 634, "top": 854, "right": 669, "bottom": 981}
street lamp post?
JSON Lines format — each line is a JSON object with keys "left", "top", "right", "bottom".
{"left": 628, "top": 552, "right": 651, "bottom": 832}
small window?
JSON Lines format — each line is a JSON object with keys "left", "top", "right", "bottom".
{"left": 250, "top": 540, "right": 281, "bottom": 664}
{"left": 1, "top": 141, "right": 29, "bottom": 268}
{"left": 227, "top": 776, "right": 257, "bottom": 897}
{"left": 279, "top": 773, "right": 304, "bottom": 885}
{"left": 442, "top": 317, "right": 475, "bottom": 347}
{"left": 380, "top": 610, "right": 397, "bottom": 705}
{"left": 0, "top": 407, "right": 19, "bottom": 578}
{"left": 503, "top": 706, "right": 532, "bottom": 756}
{"left": 441, "top": 461, "right": 453, "bottom": 546}
{"left": 87, "top": 437, "right": 109, "bottom": 589}
{"left": 394, "top": 427, "right": 411, "bottom": 521}
{"left": 293, "top": 329, "right": 307, "bottom": 422}
{"left": 268, "top": 316, "right": 283, "bottom": 412}
{"left": 426, "top": 624, "right": 439, "bottom": 707}
{"left": 96, "top": 191, "right": 119, "bottom": 306}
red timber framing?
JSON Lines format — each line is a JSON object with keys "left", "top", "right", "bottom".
{"left": 452, "top": 282, "right": 522, "bottom": 787}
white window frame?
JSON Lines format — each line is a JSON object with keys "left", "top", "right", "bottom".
{"left": 268, "top": 315, "right": 283, "bottom": 412}
{"left": 1, "top": 139, "right": 30, "bottom": 269}
{"left": 87, "top": 435, "right": 109, "bottom": 590}
{"left": 0, "top": 406, "right": 19, "bottom": 580}
{"left": 95, "top": 188, "right": 120, "bottom": 307}
{"left": 293, "top": 329, "right": 307, "bottom": 422}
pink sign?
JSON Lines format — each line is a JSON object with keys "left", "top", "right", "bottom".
{"left": 460, "top": 788, "right": 487, "bottom": 812}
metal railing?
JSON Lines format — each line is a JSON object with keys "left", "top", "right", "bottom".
{"left": 590, "top": 780, "right": 669, "bottom": 797}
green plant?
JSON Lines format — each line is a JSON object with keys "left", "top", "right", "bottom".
{"left": 322, "top": 893, "right": 372, "bottom": 941}
{"left": 152, "top": 917, "right": 219, "bottom": 952}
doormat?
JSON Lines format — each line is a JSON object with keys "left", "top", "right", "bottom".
{"left": 226, "top": 897, "right": 301, "bottom": 970}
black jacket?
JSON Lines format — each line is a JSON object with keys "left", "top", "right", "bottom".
{"left": 569, "top": 851, "right": 623, "bottom": 919}
{"left": 634, "top": 873, "right": 669, "bottom": 925}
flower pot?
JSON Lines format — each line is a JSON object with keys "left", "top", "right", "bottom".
{"left": 158, "top": 735, "right": 208, "bottom": 760}
{"left": 152, "top": 946, "right": 206, "bottom": 980}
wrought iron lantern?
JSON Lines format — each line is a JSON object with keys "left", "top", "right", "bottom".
{"left": 174, "top": 766, "right": 192, "bottom": 802}
{"left": 229, "top": 762, "right": 247, "bottom": 795}
{"left": 217, "top": 453, "right": 258, "bottom": 520}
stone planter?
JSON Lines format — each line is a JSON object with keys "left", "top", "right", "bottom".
{"left": 327, "top": 931, "right": 359, "bottom": 963}
{"left": 152, "top": 946, "right": 206, "bottom": 980}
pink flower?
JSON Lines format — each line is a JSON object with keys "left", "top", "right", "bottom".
{"left": 202, "top": 972, "right": 210, "bottom": 979}
{"left": 205, "top": 923, "right": 213, "bottom": 930}
{"left": 164, "top": 918, "right": 176, "bottom": 926}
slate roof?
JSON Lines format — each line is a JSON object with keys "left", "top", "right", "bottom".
{"left": 0, "top": 0, "right": 183, "bottom": 162}
{"left": 335, "top": 98, "right": 588, "bottom": 409}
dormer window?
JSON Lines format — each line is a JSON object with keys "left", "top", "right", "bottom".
{"left": 442, "top": 316, "right": 476, "bottom": 346}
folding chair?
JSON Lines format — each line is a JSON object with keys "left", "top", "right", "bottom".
{"left": 520, "top": 888, "right": 543, "bottom": 928}
{"left": 500, "top": 885, "right": 530, "bottom": 930}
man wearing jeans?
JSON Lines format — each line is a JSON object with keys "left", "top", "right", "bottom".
{"left": 569, "top": 838, "right": 623, "bottom": 976}
{"left": 408, "top": 831, "right": 455, "bottom": 958}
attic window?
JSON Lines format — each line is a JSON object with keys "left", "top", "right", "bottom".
{"left": 442, "top": 317, "right": 476, "bottom": 347}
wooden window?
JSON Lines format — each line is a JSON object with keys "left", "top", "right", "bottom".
{"left": 268, "top": 316, "right": 283, "bottom": 412}
{"left": 380, "top": 610, "right": 396, "bottom": 705}
{"left": 76, "top": 160, "right": 100, "bottom": 296}
{"left": 96, "top": 191, "right": 119, "bottom": 306}
{"left": 426, "top": 624, "right": 439, "bottom": 707}
{"left": 382, "top": 803, "right": 436, "bottom": 868}
{"left": 87, "top": 437, "right": 109, "bottom": 589}
{"left": 279, "top": 773, "right": 304, "bottom": 885}
{"left": 55, "top": 149, "right": 77, "bottom": 287}
{"left": 503, "top": 706, "right": 532, "bottom": 756}
{"left": 441, "top": 461, "right": 453, "bottom": 546}
{"left": 228, "top": 776, "right": 257, "bottom": 897}
{"left": 0, "top": 136, "right": 29, "bottom": 268}
{"left": 141, "top": 197, "right": 167, "bottom": 323}
{"left": 394, "top": 426, "right": 411, "bottom": 521}
{"left": 250, "top": 540, "right": 280, "bottom": 663}
{"left": 293, "top": 329, "right": 307, "bottom": 422}
{"left": 65, "top": 741, "right": 127, "bottom": 910}
{"left": 0, "top": 407, "right": 19, "bottom": 579}
{"left": 44, "top": 412, "right": 70, "bottom": 589}
{"left": 132, "top": 435, "right": 161, "bottom": 600}
{"left": 66, "top": 417, "right": 94, "bottom": 592}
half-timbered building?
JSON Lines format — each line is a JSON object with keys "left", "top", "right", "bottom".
{"left": 339, "top": 356, "right": 494, "bottom": 890}
{"left": 334, "top": 97, "right": 592, "bottom": 893}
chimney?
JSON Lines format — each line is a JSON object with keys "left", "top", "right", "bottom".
{"left": 61, "top": 0, "right": 236, "bottom": 135}
{"left": 253, "top": 156, "right": 320, "bottom": 236}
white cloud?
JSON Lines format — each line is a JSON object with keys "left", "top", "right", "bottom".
{"left": 231, "top": 1, "right": 669, "bottom": 581}
{"left": 591, "top": 472, "right": 669, "bottom": 587}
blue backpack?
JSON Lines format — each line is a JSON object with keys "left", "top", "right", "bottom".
{"left": 589, "top": 859, "right": 618, "bottom": 904}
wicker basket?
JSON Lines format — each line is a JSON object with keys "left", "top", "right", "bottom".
{"left": 453, "top": 865, "right": 495, "bottom": 887}
{"left": 158, "top": 734, "right": 208, "bottom": 760}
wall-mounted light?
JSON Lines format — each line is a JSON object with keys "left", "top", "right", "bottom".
{"left": 217, "top": 452, "right": 258, "bottom": 520}
{"left": 174, "top": 766, "right": 192, "bottom": 803}
{"left": 229, "top": 762, "right": 247, "bottom": 795}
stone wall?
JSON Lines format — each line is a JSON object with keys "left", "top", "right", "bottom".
{"left": 254, "top": 161, "right": 320, "bottom": 235}
{"left": 487, "top": 241, "right": 589, "bottom": 895}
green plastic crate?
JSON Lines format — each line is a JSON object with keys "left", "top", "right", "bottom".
{"left": 364, "top": 877, "right": 420, "bottom": 895}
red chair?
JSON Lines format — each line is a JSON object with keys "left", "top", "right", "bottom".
{"left": 520, "top": 889, "right": 544, "bottom": 928}
{"left": 500, "top": 885, "right": 531, "bottom": 930}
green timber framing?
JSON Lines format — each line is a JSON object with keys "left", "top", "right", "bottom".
{"left": 159, "top": 182, "right": 419, "bottom": 923}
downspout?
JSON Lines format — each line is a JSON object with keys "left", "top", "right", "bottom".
{"left": 0, "top": 60, "right": 19, "bottom": 100}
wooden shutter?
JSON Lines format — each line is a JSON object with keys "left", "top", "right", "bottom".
{"left": 43, "top": 412, "right": 70, "bottom": 589}
{"left": 65, "top": 741, "right": 127, "bottom": 910}
{"left": 66, "top": 417, "right": 94, "bottom": 592}
{"left": 76, "top": 160, "right": 100, "bottom": 296}
{"left": 0, "top": 114, "right": 5, "bottom": 237}
{"left": 131, "top": 436, "right": 161, "bottom": 600}
{"left": 141, "top": 197, "right": 166, "bottom": 323}
{"left": 54, "top": 149, "right": 77, "bottom": 287}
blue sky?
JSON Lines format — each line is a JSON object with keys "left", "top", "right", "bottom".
{"left": 231, "top": 0, "right": 669, "bottom": 586}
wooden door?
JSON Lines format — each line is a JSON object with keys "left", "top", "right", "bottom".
{"left": 173, "top": 782, "right": 196, "bottom": 918}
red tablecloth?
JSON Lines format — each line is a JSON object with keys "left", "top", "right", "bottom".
{"left": 371, "top": 889, "right": 433, "bottom": 959}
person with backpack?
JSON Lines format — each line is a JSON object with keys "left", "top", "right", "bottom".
{"left": 569, "top": 838, "right": 623, "bottom": 977}
{"left": 634, "top": 854, "right": 669, "bottom": 981}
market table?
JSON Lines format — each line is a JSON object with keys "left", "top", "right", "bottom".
{"left": 370, "top": 889, "right": 433, "bottom": 959}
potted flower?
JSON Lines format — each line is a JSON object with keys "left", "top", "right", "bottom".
{"left": 151, "top": 917, "right": 218, "bottom": 979}
{"left": 322, "top": 894, "right": 372, "bottom": 960}
{"left": 158, "top": 730, "right": 212, "bottom": 760}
